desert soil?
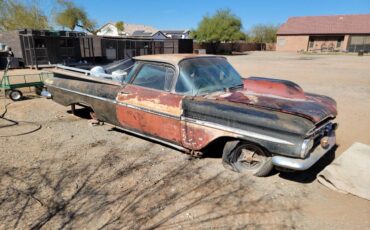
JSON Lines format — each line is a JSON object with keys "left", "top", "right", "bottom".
{"left": 0, "top": 52, "right": 369, "bottom": 229}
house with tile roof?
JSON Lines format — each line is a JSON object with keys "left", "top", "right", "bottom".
{"left": 276, "top": 14, "right": 370, "bottom": 52}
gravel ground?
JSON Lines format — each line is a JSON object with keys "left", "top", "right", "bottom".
{"left": 0, "top": 52, "right": 369, "bottom": 229}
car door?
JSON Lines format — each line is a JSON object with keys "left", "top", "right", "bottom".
{"left": 116, "top": 62, "right": 183, "bottom": 144}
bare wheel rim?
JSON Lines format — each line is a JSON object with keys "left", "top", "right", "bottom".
{"left": 234, "top": 144, "right": 265, "bottom": 170}
{"left": 10, "top": 91, "right": 22, "bottom": 100}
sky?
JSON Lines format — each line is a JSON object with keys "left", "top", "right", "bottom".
{"left": 41, "top": 0, "right": 370, "bottom": 31}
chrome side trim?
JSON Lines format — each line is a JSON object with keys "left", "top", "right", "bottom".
{"left": 182, "top": 117, "right": 295, "bottom": 145}
{"left": 48, "top": 85, "right": 181, "bottom": 120}
{"left": 114, "top": 126, "right": 187, "bottom": 152}
{"left": 49, "top": 85, "right": 186, "bottom": 151}
{"left": 116, "top": 102, "right": 180, "bottom": 120}
{"left": 56, "top": 64, "right": 91, "bottom": 75}
{"left": 50, "top": 84, "right": 293, "bottom": 146}
{"left": 48, "top": 85, "right": 117, "bottom": 104}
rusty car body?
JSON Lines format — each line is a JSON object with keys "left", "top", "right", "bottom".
{"left": 44, "top": 54, "right": 337, "bottom": 176}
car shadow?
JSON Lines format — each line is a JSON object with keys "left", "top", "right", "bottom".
{"left": 66, "top": 106, "right": 92, "bottom": 120}
{"left": 109, "top": 127, "right": 200, "bottom": 161}
{"left": 278, "top": 145, "right": 337, "bottom": 183}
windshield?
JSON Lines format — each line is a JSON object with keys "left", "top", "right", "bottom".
{"left": 176, "top": 57, "right": 243, "bottom": 95}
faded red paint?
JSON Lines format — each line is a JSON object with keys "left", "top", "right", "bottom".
{"left": 305, "top": 93, "right": 338, "bottom": 120}
{"left": 204, "top": 77, "right": 337, "bottom": 124}
{"left": 115, "top": 77, "right": 337, "bottom": 150}
{"left": 116, "top": 105, "right": 183, "bottom": 143}
{"left": 243, "top": 77, "right": 306, "bottom": 99}
{"left": 182, "top": 122, "right": 239, "bottom": 150}
{"left": 116, "top": 84, "right": 184, "bottom": 144}
{"left": 117, "top": 84, "right": 182, "bottom": 114}
{"left": 47, "top": 55, "right": 339, "bottom": 159}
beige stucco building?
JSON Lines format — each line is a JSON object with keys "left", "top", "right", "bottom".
{"left": 276, "top": 14, "right": 370, "bottom": 52}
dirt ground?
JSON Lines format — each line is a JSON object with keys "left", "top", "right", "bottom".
{"left": 0, "top": 52, "right": 369, "bottom": 229}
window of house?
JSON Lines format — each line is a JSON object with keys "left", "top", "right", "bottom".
{"left": 350, "top": 36, "right": 363, "bottom": 45}
{"left": 132, "top": 64, "right": 175, "bottom": 91}
{"left": 348, "top": 35, "right": 370, "bottom": 52}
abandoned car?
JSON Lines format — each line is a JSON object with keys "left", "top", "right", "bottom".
{"left": 44, "top": 54, "right": 337, "bottom": 176}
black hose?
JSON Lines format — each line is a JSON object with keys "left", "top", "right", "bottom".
{"left": 0, "top": 102, "right": 42, "bottom": 137}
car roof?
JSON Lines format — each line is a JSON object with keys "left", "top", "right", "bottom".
{"left": 133, "top": 54, "right": 224, "bottom": 65}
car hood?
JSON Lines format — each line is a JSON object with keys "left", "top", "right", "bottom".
{"left": 203, "top": 77, "right": 337, "bottom": 124}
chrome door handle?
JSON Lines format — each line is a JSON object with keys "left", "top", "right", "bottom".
{"left": 119, "top": 91, "right": 130, "bottom": 95}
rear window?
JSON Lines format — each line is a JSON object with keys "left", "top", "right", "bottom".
{"left": 132, "top": 64, "right": 175, "bottom": 91}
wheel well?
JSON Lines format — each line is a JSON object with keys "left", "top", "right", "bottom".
{"left": 70, "top": 102, "right": 94, "bottom": 110}
{"left": 200, "top": 136, "right": 236, "bottom": 158}
{"left": 69, "top": 103, "right": 95, "bottom": 119}
{"left": 201, "top": 136, "right": 271, "bottom": 158}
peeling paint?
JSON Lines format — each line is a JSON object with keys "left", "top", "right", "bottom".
{"left": 46, "top": 56, "right": 337, "bottom": 159}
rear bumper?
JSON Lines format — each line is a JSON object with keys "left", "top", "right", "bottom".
{"left": 271, "top": 132, "right": 336, "bottom": 170}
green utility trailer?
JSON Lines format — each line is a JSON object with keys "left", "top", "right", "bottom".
{"left": 1, "top": 71, "right": 52, "bottom": 101}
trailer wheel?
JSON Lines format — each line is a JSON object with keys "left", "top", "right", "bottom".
{"left": 222, "top": 140, "right": 273, "bottom": 177}
{"left": 8, "top": 90, "right": 23, "bottom": 101}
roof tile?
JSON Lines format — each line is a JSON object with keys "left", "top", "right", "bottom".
{"left": 277, "top": 14, "right": 370, "bottom": 35}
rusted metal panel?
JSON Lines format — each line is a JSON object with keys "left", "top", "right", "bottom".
{"left": 243, "top": 77, "right": 306, "bottom": 99}
{"left": 182, "top": 97, "right": 312, "bottom": 156}
{"left": 45, "top": 73, "right": 122, "bottom": 126}
{"left": 116, "top": 84, "right": 183, "bottom": 144}
{"left": 45, "top": 56, "right": 338, "bottom": 160}
{"left": 206, "top": 77, "right": 337, "bottom": 124}
{"left": 182, "top": 121, "right": 239, "bottom": 150}
{"left": 117, "top": 84, "right": 183, "bottom": 115}
{"left": 116, "top": 105, "right": 182, "bottom": 144}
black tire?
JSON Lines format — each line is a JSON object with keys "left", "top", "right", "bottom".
{"left": 222, "top": 140, "right": 273, "bottom": 177}
{"left": 8, "top": 90, "right": 23, "bottom": 101}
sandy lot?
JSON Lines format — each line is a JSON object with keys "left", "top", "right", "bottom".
{"left": 0, "top": 52, "right": 369, "bottom": 229}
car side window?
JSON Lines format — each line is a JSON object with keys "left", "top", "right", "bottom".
{"left": 123, "top": 62, "right": 139, "bottom": 83}
{"left": 132, "top": 64, "right": 175, "bottom": 91}
{"left": 164, "top": 68, "right": 175, "bottom": 91}
{"left": 175, "top": 71, "right": 193, "bottom": 94}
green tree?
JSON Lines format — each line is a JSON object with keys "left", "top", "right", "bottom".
{"left": 55, "top": 0, "right": 97, "bottom": 34}
{"left": 115, "top": 21, "right": 125, "bottom": 34}
{"left": 191, "top": 9, "right": 246, "bottom": 53}
{"left": 249, "top": 24, "right": 279, "bottom": 43}
{"left": 0, "top": 0, "right": 49, "bottom": 31}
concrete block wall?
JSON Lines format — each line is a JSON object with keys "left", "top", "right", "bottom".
{"left": 276, "top": 35, "right": 309, "bottom": 52}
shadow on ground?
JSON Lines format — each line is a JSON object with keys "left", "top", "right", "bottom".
{"left": 0, "top": 144, "right": 299, "bottom": 229}
{"left": 64, "top": 106, "right": 334, "bottom": 185}
{"left": 66, "top": 106, "right": 92, "bottom": 120}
